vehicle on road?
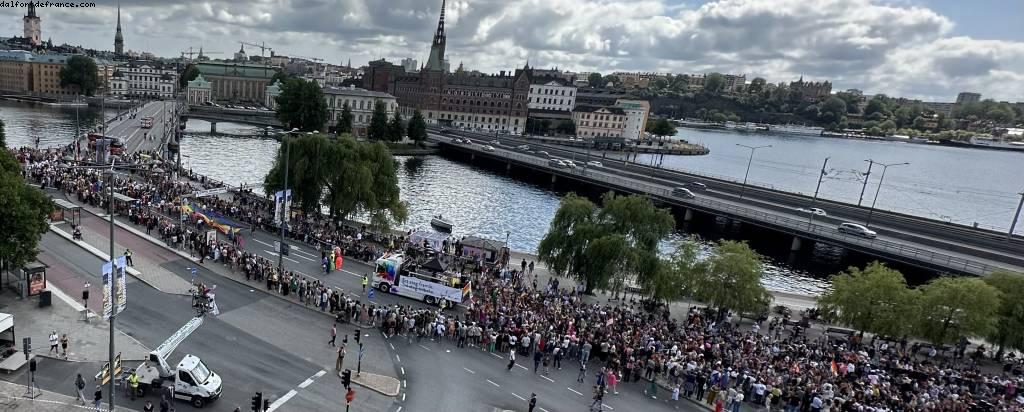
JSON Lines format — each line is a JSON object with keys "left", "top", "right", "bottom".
{"left": 671, "top": 187, "right": 696, "bottom": 199}
{"left": 683, "top": 182, "right": 707, "bottom": 191}
{"left": 132, "top": 317, "right": 222, "bottom": 408}
{"left": 549, "top": 159, "right": 567, "bottom": 168}
{"left": 451, "top": 138, "right": 465, "bottom": 144}
{"left": 837, "top": 222, "right": 877, "bottom": 239}
{"left": 563, "top": 160, "right": 577, "bottom": 169}
{"left": 109, "top": 138, "right": 126, "bottom": 156}
{"left": 482, "top": 145, "right": 496, "bottom": 152}
{"left": 536, "top": 151, "right": 551, "bottom": 158}
{"left": 490, "top": 139, "right": 500, "bottom": 145}
{"left": 586, "top": 161, "right": 603, "bottom": 168}
{"left": 796, "top": 207, "right": 827, "bottom": 216}
{"left": 373, "top": 253, "right": 471, "bottom": 308}
{"left": 516, "top": 145, "right": 530, "bottom": 151}
{"left": 141, "top": 117, "right": 154, "bottom": 129}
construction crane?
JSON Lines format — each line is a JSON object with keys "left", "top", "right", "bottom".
{"left": 239, "top": 41, "right": 273, "bottom": 59}
{"left": 288, "top": 54, "right": 324, "bottom": 63}
{"left": 180, "top": 47, "right": 222, "bottom": 62}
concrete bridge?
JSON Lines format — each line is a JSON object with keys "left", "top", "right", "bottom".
{"left": 185, "top": 105, "right": 282, "bottom": 132}
{"left": 429, "top": 130, "right": 1024, "bottom": 277}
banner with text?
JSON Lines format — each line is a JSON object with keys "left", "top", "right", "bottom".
{"left": 273, "top": 189, "right": 292, "bottom": 225}
{"left": 101, "top": 256, "right": 128, "bottom": 320}
{"left": 398, "top": 276, "right": 465, "bottom": 303}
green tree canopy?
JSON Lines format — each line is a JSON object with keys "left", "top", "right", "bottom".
{"left": 703, "top": 73, "right": 726, "bottom": 94}
{"left": 693, "top": 240, "right": 771, "bottom": 317}
{"left": 263, "top": 134, "right": 408, "bottom": 231}
{"left": 647, "top": 118, "right": 677, "bottom": 140}
{"left": 270, "top": 70, "right": 290, "bottom": 86}
{"left": 59, "top": 55, "right": 100, "bottom": 96}
{"left": 178, "top": 64, "right": 200, "bottom": 89}
{"left": 747, "top": 77, "right": 766, "bottom": 94}
{"left": 0, "top": 150, "right": 53, "bottom": 269}
{"left": 386, "top": 110, "right": 405, "bottom": 142}
{"left": 555, "top": 119, "right": 576, "bottom": 135}
{"left": 983, "top": 270, "right": 1024, "bottom": 355}
{"left": 587, "top": 73, "right": 603, "bottom": 88}
{"left": 407, "top": 109, "right": 427, "bottom": 143}
{"left": 817, "top": 262, "right": 916, "bottom": 337}
{"left": 0, "top": 119, "right": 6, "bottom": 148}
{"left": 818, "top": 96, "right": 848, "bottom": 126}
{"left": 650, "top": 238, "right": 706, "bottom": 303}
{"left": 274, "top": 78, "right": 328, "bottom": 132}
{"left": 916, "top": 277, "right": 1000, "bottom": 345}
{"left": 368, "top": 101, "right": 389, "bottom": 141}
{"left": 336, "top": 102, "right": 354, "bottom": 134}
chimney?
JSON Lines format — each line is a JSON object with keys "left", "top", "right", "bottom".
{"left": 500, "top": 70, "right": 505, "bottom": 77}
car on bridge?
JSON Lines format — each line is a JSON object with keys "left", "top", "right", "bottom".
{"left": 490, "top": 139, "right": 501, "bottom": 145}
{"left": 837, "top": 222, "right": 877, "bottom": 239}
{"left": 516, "top": 145, "right": 530, "bottom": 151}
{"left": 586, "top": 161, "right": 603, "bottom": 168}
{"left": 482, "top": 145, "right": 496, "bottom": 152}
{"left": 796, "top": 207, "right": 827, "bottom": 216}
{"left": 683, "top": 182, "right": 708, "bottom": 191}
{"left": 563, "top": 160, "right": 577, "bottom": 169}
{"left": 536, "top": 151, "right": 551, "bottom": 158}
{"left": 549, "top": 159, "right": 568, "bottom": 168}
{"left": 671, "top": 187, "right": 696, "bottom": 199}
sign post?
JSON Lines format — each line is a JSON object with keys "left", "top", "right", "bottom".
{"left": 345, "top": 388, "right": 354, "bottom": 412}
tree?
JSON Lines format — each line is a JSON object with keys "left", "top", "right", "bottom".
{"left": 818, "top": 96, "right": 847, "bottom": 125}
{"left": 983, "top": 270, "right": 1024, "bottom": 356}
{"left": 817, "top": 262, "right": 916, "bottom": 337}
{"left": 601, "top": 75, "right": 619, "bottom": 88}
{"left": 0, "top": 119, "right": 5, "bottom": 149}
{"left": 407, "top": 109, "right": 427, "bottom": 143}
{"left": 0, "top": 150, "right": 53, "bottom": 270}
{"left": 596, "top": 192, "right": 675, "bottom": 298}
{"left": 916, "top": 277, "right": 1000, "bottom": 346}
{"left": 270, "top": 70, "right": 290, "bottom": 86}
{"left": 263, "top": 134, "right": 408, "bottom": 231}
{"left": 703, "top": 73, "right": 726, "bottom": 94}
{"left": 555, "top": 120, "right": 576, "bottom": 135}
{"left": 178, "top": 64, "right": 200, "bottom": 89}
{"left": 337, "top": 102, "right": 354, "bottom": 134}
{"left": 537, "top": 194, "right": 600, "bottom": 291}
{"left": 693, "top": 240, "right": 771, "bottom": 318}
{"left": 647, "top": 118, "right": 677, "bottom": 140}
{"left": 274, "top": 78, "right": 328, "bottom": 132}
{"left": 59, "top": 55, "right": 100, "bottom": 96}
{"left": 386, "top": 110, "right": 404, "bottom": 142}
{"left": 587, "top": 73, "right": 603, "bottom": 88}
{"left": 649, "top": 238, "right": 706, "bottom": 303}
{"left": 864, "top": 96, "right": 891, "bottom": 119}
{"left": 367, "top": 101, "right": 389, "bottom": 141}
{"left": 747, "top": 77, "right": 766, "bottom": 94}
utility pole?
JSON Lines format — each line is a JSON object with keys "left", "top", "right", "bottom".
{"left": 1009, "top": 191, "right": 1024, "bottom": 240}
{"left": 277, "top": 130, "right": 295, "bottom": 276}
{"left": 858, "top": 160, "right": 874, "bottom": 207}
{"left": 736, "top": 144, "right": 771, "bottom": 199}
{"left": 807, "top": 157, "right": 830, "bottom": 227}
{"left": 106, "top": 168, "right": 117, "bottom": 412}
{"left": 865, "top": 161, "right": 909, "bottom": 228}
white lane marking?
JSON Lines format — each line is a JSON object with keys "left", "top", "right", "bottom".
{"left": 516, "top": 363, "right": 528, "bottom": 370}
{"left": 402, "top": 392, "right": 406, "bottom": 402}
{"left": 396, "top": 354, "right": 401, "bottom": 362}
{"left": 463, "top": 367, "right": 475, "bottom": 374}
{"left": 396, "top": 407, "right": 403, "bottom": 412}
{"left": 400, "top": 366, "right": 405, "bottom": 375}
{"left": 264, "top": 250, "right": 301, "bottom": 264}
{"left": 293, "top": 254, "right": 316, "bottom": 262}
{"left": 389, "top": 343, "right": 395, "bottom": 350}
{"left": 539, "top": 408, "right": 550, "bottom": 412}
{"left": 265, "top": 389, "right": 297, "bottom": 411}
{"left": 254, "top": 239, "right": 274, "bottom": 247}
{"left": 293, "top": 248, "right": 319, "bottom": 259}
{"left": 567, "top": 387, "right": 584, "bottom": 396}
{"left": 403, "top": 380, "right": 407, "bottom": 388}
{"left": 312, "top": 370, "right": 327, "bottom": 379}
{"left": 541, "top": 375, "right": 555, "bottom": 383}
{"left": 298, "top": 378, "right": 315, "bottom": 389}
{"left": 418, "top": 345, "right": 431, "bottom": 351}
{"left": 486, "top": 379, "right": 500, "bottom": 387}
{"left": 511, "top": 392, "right": 526, "bottom": 401}
{"left": 342, "top": 269, "right": 362, "bottom": 277}
{"left": 603, "top": 404, "right": 614, "bottom": 410}
{"left": 490, "top": 353, "right": 503, "bottom": 359}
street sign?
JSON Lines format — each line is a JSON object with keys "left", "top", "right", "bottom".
{"left": 95, "top": 352, "right": 122, "bottom": 384}
{"left": 367, "top": 288, "right": 374, "bottom": 300}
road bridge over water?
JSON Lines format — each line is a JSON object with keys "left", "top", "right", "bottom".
{"left": 185, "top": 105, "right": 282, "bottom": 132}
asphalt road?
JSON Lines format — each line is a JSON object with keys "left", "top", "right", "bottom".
{"left": 12, "top": 228, "right": 399, "bottom": 412}
{"left": 434, "top": 131, "right": 1024, "bottom": 274}
{"left": 98, "top": 100, "right": 175, "bottom": 155}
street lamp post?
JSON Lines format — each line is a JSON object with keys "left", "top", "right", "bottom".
{"left": 736, "top": 144, "right": 772, "bottom": 199}
{"left": 807, "top": 157, "right": 831, "bottom": 228}
{"left": 865, "top": 160, "right": 909, "bottom": 228}
{"left": 277, "top": 128, "right": 298, "bottom": 276}
{"left": 1009, "top": 191, "right": 1024, "bottom": 240}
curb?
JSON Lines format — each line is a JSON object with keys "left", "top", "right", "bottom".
{"left": 342, "top": 371, "right": 401, "bottom": 397}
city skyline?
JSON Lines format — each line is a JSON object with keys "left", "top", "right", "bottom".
{"left": 1, "top": 0, "right": 1022, "bottom": 102}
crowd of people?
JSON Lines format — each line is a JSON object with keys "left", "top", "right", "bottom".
{"left": 11, "top": 144, "right": 1024, "bottom": 412}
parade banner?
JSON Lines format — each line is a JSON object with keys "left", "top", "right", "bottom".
{"left": 273, "top": 189, "right": 292, "bottom": 225}
{"left": 398, "top": 276, "right": 466, "bottom": 303}
{"left": 101, "top": 256, "right": 128, "bottom": 320}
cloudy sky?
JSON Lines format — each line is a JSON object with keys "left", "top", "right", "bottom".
{"left": 3, "top": 0, "right": 1023, "bottom": 102}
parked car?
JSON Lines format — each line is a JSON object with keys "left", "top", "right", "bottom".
{"left": 671, "top": 187, "right": 696, "bottom": 199}
{"left": 536, "top": 151, "right": 550, "bottom": 158}
{"left": 796, "top": 207, "right": 827, "bottom": 216}
{"left": 586, "top": 161, "right": 603, "bottom": 168}
{"left": 683, "top": 182, "right": 708, "bottom": 191}
{"left": 837, "top": 222, "right": 877, "bottom": 239}
{"left": 482, "top": 145, "right": 495, "bottom": 152}
{"left": 549, "top": 159, "right": 567, "bottom": 168}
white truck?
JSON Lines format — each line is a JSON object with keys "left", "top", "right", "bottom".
{"left": 134, "top": 317, "right": 223, "bottom": 408}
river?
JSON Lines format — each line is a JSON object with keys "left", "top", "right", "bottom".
{"left": 5, "top": 102, "right": 1021, "bottom": 296}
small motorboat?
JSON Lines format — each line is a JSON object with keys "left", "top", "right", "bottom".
{"left": 430, "top": 215, "right": 454, "bottom": 232}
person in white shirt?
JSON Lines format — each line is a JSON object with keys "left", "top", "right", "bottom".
{"left": 48, "top": 331, "right": 59, "bottom": 353}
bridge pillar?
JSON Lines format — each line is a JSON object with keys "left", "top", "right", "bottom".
{"left": 790, "top": 236, "right": 803, "bottom": 252}
{"left": 470, "top": 153, "right": 475, "bottom": 161}
{"left": 551, "top": 174, "right": 557, "bottom": 184}
{"left": 210, "top": 121, "right": 217, "bottom": 133}
{"left": 683, "top": 208, "right": 694, "bottom": 222}
{"left": 506, "top": 162, "right": 511, "bottom": 172}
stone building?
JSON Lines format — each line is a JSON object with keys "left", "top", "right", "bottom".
{"left": 614, "top": 99, "right": 650, "bottom": 140}
{"left": 323, "top": 85, "right": 397, "bottom": 135}
{"left": 186, "top": 74, "right": 211, "bottom": 105}
{"left": 23, "top": 3, "right": 41, "bottom": 47}
{"left": 0, "top": 50, "right": 33, "bottom": 94}
{"left": 195, "top": 61, "right": 277, "bottom": 103}
{"left": 789, "top": 76, "right": 832, "bottom": 101}
{"left": 109, "top": 63, "right": 176, "bottom": 99}
{"left": 573, "top": 105, "right": 626, "bottom": 138}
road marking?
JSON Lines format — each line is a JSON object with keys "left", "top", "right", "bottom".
{"left": 541, "top": 375, "right": 555, "bottom": 383}
{"left": 312, "top": 370, "right": 327, "bottom": 379}
{"left": 265, "top": 389, "right": 297, "bottom": 411}
{"left": 490, "top": 353, "right": 503, "bottom": 359}
{"left": 511, "top": 392, "right": 526, "bottom": 401}
{"left": 516, "top": 363, "right": 528, "bottom": 370}
{"left": 389, "top": 343, "right": 395, "bottom": 350}
{"left": 567, "top": 387, "right": 584, "bottom": 396}
{"left": 396, "top": 354, "right": 401, "bottom": 362}
{"left": 402, "top": 392, "right": 406, "bottom": 402}
{"left": 293, "top": 254, "right": 315, "bottom": 262}
{"left": 538, "top": 408, "right": 549, "bottom": 412}
{"left": 396, "top": 407, "right": 402, "bottom": 412}
{"left": 463, "top": 367, "right": 475, "bottom": 374}
{"left": 403, "top": 380, "right": 407, "bottom": 388}
{"left": 254, "top": 239, "right": 274, "bottom": 247}
{"left": 264, "top": 250, "right": 301, "bottom": 264}
{"left": 603, "top": 403, "right": 614, "bottom": 410}
{"left": 418, "top": 345, "right": 431, "bottom": 351}
{"left": 486, "top": 379, "right": 500, "bottom": 387}
{"left": 298, "top": 378, "right": 315, "bottom": 389}
{"left": 400, "top": 367, "right": 405, "bottom": 375}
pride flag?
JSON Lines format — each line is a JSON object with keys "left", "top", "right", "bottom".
{"left": 181, "top": 202, "right": 244, "bottom": 235}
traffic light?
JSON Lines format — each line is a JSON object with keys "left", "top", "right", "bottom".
{"left": 251, "top": 392, "right": 263, "bottom": 412}
{"left": 341, "top": 369, "right": 352, "bottom": 388}
{"left": 354, "top": 329, "right": 361, "bottom": 344}
{"left": 263, "top": 399, "right": 270, "bottom": 411}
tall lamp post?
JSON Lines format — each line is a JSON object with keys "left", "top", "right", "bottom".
{"left": 864, "top": 160, "right": 909, "bottom": 228}
{"left": 736, "top": 144, "right": 771, "bottom": 199}
{"left": 1008, "top": 191, "right": 1024, "bottom": 240}
{"left": 276, "top": 128, "right": 299, "bottom": 276}
{"left": 807, "top": 157, "right": 831, "bottom": 227}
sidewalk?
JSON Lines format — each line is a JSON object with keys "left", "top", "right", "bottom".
{"left": 0, "top": 379, "right": 136, "bottom": 411}
{"left": 0, "top": 289, "right": 149, "bottom": 363}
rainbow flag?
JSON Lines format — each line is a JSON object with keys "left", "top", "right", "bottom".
{"left": 181, "top": 202, "right": 244, "bottom": 235}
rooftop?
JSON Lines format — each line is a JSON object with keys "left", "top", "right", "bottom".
{"left": 322, "top": 85, "right": 395, "bottom": 99}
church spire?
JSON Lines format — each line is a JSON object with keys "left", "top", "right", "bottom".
{"left": 424, "top": 0, "right": 447, "bottom": 71}
{"left": 114, "top": 0, "right": 124, "bottom": 55}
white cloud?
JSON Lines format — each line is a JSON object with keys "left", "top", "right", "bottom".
{"left": 9, "top": 0, "right": 1024, "bottom": 101}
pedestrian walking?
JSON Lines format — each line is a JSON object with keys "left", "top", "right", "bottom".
{"left": 48, "top": 331, "right": 59, "bottom": 354}
{"left": 533, "top": 350, "right": 542, "bottom": 373}
{"left": 143, "top": 400, "right": 155, "bottom": 412}
{"left": 74, "top": 373, "right": 87, "bottom": 405}
{"left": 93, "top": 385, "right": 103, "bottom": 411}
{"left": 507, "top": 349, "right": 516, "bottom": 371}
{"left": 124, "top": 249, "right": 134, "bottom": 267}
{"left": 361, "top": 275, "right": 368, "bottom": 292}
{"left": 336, "top": 345, "right": 346, "bottom": 371}
{"left": 528, "top": 393, "right": 537, "bottom": 412}
{"left": 577, "top": 361, "right": 587, "bottom": 383}
{"left": 60, "top": 333, "right": 70, "bottom": 359}
{"left": 329, "top": 325, "right": 337, "bottom": 347}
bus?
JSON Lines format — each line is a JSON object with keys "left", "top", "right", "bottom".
{"left": 372, "top": 253, "right": 471, "bottom": 308}
{"left": 141, "top": 117, "right": 154, "bottom": 129}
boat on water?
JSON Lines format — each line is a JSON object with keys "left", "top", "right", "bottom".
{"left": 430, "top": 215, "right": 454, "bottom": 232}
{"left": 725, "top": 122, "right": 770, "bottom": 133}
{"left": 768, "top": 124, "right": 824, "bottom": 137}
{"left": 943, "top": 136, "right": 1024, "bottom": 152}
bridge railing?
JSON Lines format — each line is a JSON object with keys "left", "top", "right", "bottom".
{"left": 448, "top": 139, "right": 1000, "bottom": 276}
